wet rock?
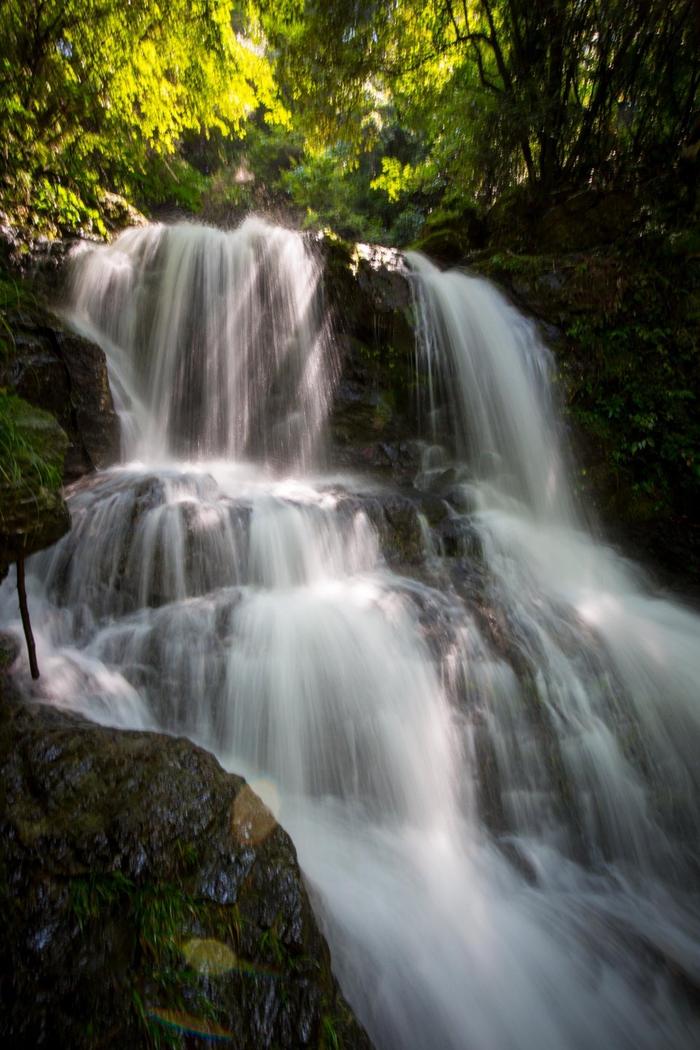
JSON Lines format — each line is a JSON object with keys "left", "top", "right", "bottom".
{"left": 417, "top": 467, "right": 458, "bottom": 494}
{"left": 54, "top": 329, "right": 121, "bottom": 474}
{"left": 46, "top": 471, "right": 253, "bottom": 616}
{"left": 323, "top": 237, "right": 412, "bottom": 338}
{"left": 0, "top": 482, "right": 69, "bottom": 580}
{"left": 0, "top": 215, "right": 76, "bottom": 275}
{"left": 352, "top": 244, "right": 412, "bottom": 315}
{"left": 381, "top": 495, "right": 425, "bottom": 564}
{"left": 332, "top": 437, "right": 422, "bottom": 481}
{"left": 99, "top": 191, "right": 149, "bottom": 233}
{"left": 415, "top": 492, "right": 449, "bottom": 527}
{"left": 323, "top": 237, "right": 427, "bottom": 475}
{"left": 396, "top": 582, "right": 465, "bottom": 663}
{"left": 1, "top": 313, "right": 120, "bottom": 480}
{"left": 0, "top": 686, "right": 373, "bottom": 1050}
{"left": 537, "top": 189, "right": 638, "bottom": 253}
{"left": 442, "top": 484, "right": 477, "bottom": 514}
{"left": 413, "top": 206, "right": 487, "bottom": 264}
{"left": 435, "top": 516, "right": 482, "bottom": 560}
{"left": 0, "top": 397, "right": 70, "bottom": 578}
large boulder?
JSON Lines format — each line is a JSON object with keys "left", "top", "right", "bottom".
{"left": 1, "top": 218, "right": 122, "bottom": 482}
{"left": 0, "top": 668, "right": 373, "bottom": 1050}
{"left": 0, "top": 309, "right": 121, "bottom": 480}
{"left": 0, "top": 395, "right": 70, "bottom": 579}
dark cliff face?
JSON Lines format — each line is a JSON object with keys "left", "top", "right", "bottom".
{"left": 0, "top": 396, "right": 70, "bottom": 580}
{"left": 0, "top": 304, "right": 121, "bottom": 482}
{"left": 321, "top": 237, "right": 428, "bottom": 480}
{"left": 0, "top": 241, "right": 121, "bottom": 577}
{"left": 0, "top": 653, "right": 373, "bottom": 1050}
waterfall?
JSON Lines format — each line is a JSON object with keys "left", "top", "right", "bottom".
{"left": 1, "top": 220, "right": 699, "bottom": 1050}
{"left": 408, "top": 253, "right": 575, "bottom": 522}
{"left": 407, "top": 254, "right": 700, "bottom": 868}
{"left": 65, "top": 217, "right": 336, "bottom": 468}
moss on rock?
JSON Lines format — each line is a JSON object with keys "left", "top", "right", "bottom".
{"left": 0, "top": 392, "right": 70, "bottom": 577}
{"left": 0, "top": 681, "right": 373, "bottom": 1050}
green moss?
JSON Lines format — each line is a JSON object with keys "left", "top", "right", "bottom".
{"left": 258, "top": 921, "right": 287, "bottom": 967}
{"left": 70, "top": 871, "right": 135, "bottom": 929}
{"left": 69, "top": 872, "right": 232, "bottom": 1045}
{"left": 0, "top": 390, "right": 65, "bottom": 491}
{"left": 174, "top": 839, "right": 201, "bottom": 870}
{"left": 0, "top": 391, "right": 69, "bottom": 570}
{"left": 321, "top": 1014, "right": 340, "bottom": 1050}
{"left": 477, "top": 250, "right": 555, "bottom": 278}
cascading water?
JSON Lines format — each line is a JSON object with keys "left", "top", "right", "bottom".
{"left": 66, "top": 217, "right": 336, "bottom": 468}
{"left": 1, "top": 218, "right": 699, "bottom": 1050}
{"left": 408, "top": 254, "right": 700, "bottom": 865}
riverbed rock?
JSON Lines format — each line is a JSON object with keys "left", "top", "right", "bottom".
{"left": 0, "top": 675, "right": 373, "bottom": 1050}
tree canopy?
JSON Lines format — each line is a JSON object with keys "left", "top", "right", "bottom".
{"left": 0, "top": 0, "right": 285, "bottom": 230}
{"left": 263, "top": 0, "right": 699, "bottom": 206}
{"left": 0, "top": 0, "right": 698, "bottom": 235}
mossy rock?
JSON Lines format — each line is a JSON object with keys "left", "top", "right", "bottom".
{"left": 0, "top": 686, "right": 374, "bottom": 1049}
{"left": 412, "top": 202, "right": 487, "bottom": 264}
{"left": 0, "top": 392, "right": 70, "bottom": 576}
{"left": 1, "top": 279, "right": 122, "bottom": 480}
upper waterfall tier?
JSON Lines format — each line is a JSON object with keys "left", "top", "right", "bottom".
{"left": 65, "top": 218, "right": 337, "bottom": 469}
{"left": 407, "top": 252, "right": 576, "bottom": 524}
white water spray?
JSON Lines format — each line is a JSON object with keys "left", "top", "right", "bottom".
{"left": 66, "top": 217, "right": 336, "bottom": 468}
{"left": 1, "top": 222, "right": 698, "bottom": 1050}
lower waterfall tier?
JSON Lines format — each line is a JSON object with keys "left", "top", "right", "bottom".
{"left": 2, "top": 458, "right": 698, "bottom": 1050}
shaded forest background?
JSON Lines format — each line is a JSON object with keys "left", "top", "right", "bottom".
{"left": 1, "top": 0, "right": 699, "bottom": 548}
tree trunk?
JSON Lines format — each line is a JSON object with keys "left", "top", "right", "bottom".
{"left": 16, "top": 557, "right": 40, "bottom": 680}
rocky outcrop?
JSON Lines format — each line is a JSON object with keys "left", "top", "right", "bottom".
{"left": 0, "top": 657, "right": 373, "bottom": 1050}
{"left": 0, "top": 395, "right": 70, "bottom": 579}
{"left": 321, "top": 237, "right": 427, "bottom": 478}
{"left": 1, "top": 307, "right": 121, "bottom": 481}
{"left": 1, "top": 216, "right": 124, "bottom": 484}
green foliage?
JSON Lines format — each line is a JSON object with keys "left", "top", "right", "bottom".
{"left": 371, "top": 157, "right": 430, "bottom": 203}
{"left": 282, "top": 148, "right": 385, "bottom": 241}
{"left": 69, "top": 871, "right": 226, "bottom": 1046}
{"left": 0, "top": 271, "right": 39, "bottom": 360}
{"left": 1, "top": 0, "right": 697, "bottom": 237}
{"left": 70, "top": 871, "right": 134, "bottom": 930}
{"left": 194, "top": 117, "right": 427, "bottom": 242}
{"left": 33, "top": 178, "right": 107, "bottom": 238}
{"left": 131, "top": 157, "right": 211, "bottom": 214}
{"left": 321, "top": 1014, "right": 340, "bottom": 1050}
{"left": 0, "top": 391, "right": 64, "bottom": 491}
{"left": 131, "top": 991, "right": 182, "bottom": 1050}
{"left": 0, "top": 0, "right": 285, "bottom": 233}
{"left": 133, "top": 884, "right": 198, "bottom": 961}
{"left": 561, "top": 243, "right": 700, "bottom": 518}
{"left": 264, "top": 0, "right": 699, "bottom": 205}
{"left": 0, "top": 269, "right": 66, "bottom": 499}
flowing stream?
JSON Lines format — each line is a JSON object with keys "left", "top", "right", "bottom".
{"left": 2, "top": 217, "right": 699, "bottom": 1049}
